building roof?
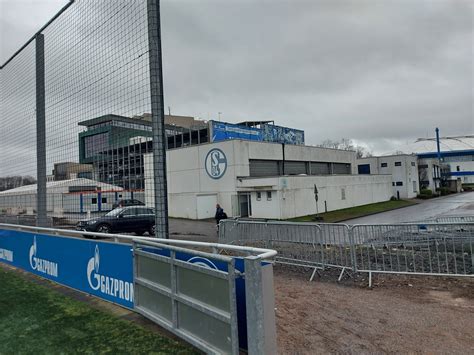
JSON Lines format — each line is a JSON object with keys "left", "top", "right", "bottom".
{"left": 386, "top": 135, "right": 474, "bottom": 155}
{"left": 0, "top": 178, "right": 123, "bottom": 196}
{"left": 78, "top": 114, "right": 150, "bottom": 127}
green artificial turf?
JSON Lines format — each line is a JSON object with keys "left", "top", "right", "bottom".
{"left": 0, "top": 268, "right": 198, "bottom": 354}
{"left": 289, "top": 199, "right": 417, "bottom": 223}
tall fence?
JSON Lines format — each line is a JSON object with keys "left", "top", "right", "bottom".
{"left": 0, "top": 0, "right": 168, "bottom": 236}
{"left": 219, "top": 219, "right": 474, "bottom": 283}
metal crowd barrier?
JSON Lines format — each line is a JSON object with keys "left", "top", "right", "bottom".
{"left": 410, "top": 215, "right": 474, "bottom": 224}
{"left": 219, "top": 219, "right": 474, "bottom": 285}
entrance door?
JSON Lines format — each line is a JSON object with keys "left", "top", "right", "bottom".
{"left": 238, "top": 193, "right": 252, "bottom": 217}
{"left": 197, "top": 194, "right": 217, "bottom": 219}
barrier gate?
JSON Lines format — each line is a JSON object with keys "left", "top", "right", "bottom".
{"left": 0, "top": 224, "right": 277, "bottom": 354}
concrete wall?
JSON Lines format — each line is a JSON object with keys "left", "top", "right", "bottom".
{"left": 145, "top": 140, "right": 249, "bottom": 219}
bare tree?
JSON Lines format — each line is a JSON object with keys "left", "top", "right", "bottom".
{"left": 318, "top": 138, "right": 372, "bottom": 158}
{"left": 0, "top": 176, "right": 37, "bottom": 192}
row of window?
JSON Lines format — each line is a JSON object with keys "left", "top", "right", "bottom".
{"left": 381, "top": 161, "right": 416, "bottom": 168}
{"left": 256, "top": 191, "right": 272, "bottom": 201}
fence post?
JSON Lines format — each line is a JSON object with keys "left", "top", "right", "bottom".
{"left": 348, "top": 225, "right": 357, "bottom": 272}
{"left": 245, "top": 256, "right": 277, "bottom": 355}
{"left": 147, "top": 0, "right": 169, "bottom": 238}
{"left": 35, "top": 33, "right": 47, "bottom": 228}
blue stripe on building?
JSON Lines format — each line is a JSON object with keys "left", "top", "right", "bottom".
{"left": 449, "top": 171, "right": 474, "bottom": 176}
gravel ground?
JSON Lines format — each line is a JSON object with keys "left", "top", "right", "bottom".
{"left": 274, "top": 266, "right": 474, "bottom": 354}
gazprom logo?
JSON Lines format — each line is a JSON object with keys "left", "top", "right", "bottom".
{"left": 86, "top": 245, "right": 134, "bottom": 302}
{"left": 187, "top": 256, "right": 218, "bottom": 270}
{"left": 205, "top": 148, "right": 227, "bottom": 179}
{"left": 29, "top": 236, "right": 58, "bottom": 277}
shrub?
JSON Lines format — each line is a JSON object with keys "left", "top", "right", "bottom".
{"left": 420, "top": 189, "right": 433, "bottom": 196}
{"left": 438, "top": 187, "right": 450, "bottom": 196}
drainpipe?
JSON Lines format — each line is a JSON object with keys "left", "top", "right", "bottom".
{"left": 281, "top": 143, "right": 286, "bottom": 175}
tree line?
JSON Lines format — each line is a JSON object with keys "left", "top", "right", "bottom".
{"left": 0, "top": 176, "right": 37, "bottom": 192}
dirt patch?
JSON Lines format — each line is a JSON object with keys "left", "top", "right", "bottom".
{"left": 274, "top": 266, "right": 474, "bottom": 354}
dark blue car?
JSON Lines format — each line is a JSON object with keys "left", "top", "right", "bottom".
{"left": 76, "top": 206, "right": 155, "bottom": 236}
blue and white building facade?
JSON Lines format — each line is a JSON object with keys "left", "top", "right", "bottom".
{"left": 396, "top": 135, "right": 474, "bottom": 185}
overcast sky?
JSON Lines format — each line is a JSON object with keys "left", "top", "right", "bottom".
{"left": 1, "top": 0, "right": 473, "bottom": 156}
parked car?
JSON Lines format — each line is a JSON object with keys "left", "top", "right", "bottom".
{"left": 76, "top": 206, "right": 155, "bottom": 236}
{"left": 112, "top": 199, "right": 145, "bottom": 209}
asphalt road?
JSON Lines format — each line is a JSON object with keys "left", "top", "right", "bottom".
{"left": 345, "top": 191, "right": 474, "bottom": 224}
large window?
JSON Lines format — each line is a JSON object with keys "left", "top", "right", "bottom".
{"left": 84, "top": 132, "right": 109, "bottom": 158}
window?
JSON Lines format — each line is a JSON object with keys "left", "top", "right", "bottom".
{"left": 91, "top": 197, "right": 97, "bottom": 204}
{"left": 396, "top": 181, "right": 403, "bottom": 186}
{"left": 394, "top": 162, "right": 402, "bottom": 166}
{"left": 341, "top": 188, "right": 346, "bottom": 200}
{"left": 101, "top": 197, "right": 107, "bottom": 204}
{"left": 381, "top": 163, "right": 387, "bottom": 168}
{"left": 256, "top": 192, "right": 261, "bottom": 201}
{"left": 413, "top": 181, "right": 417, "bottom": 193}
{"left": 411, "top": 162, "right": 416, "bottom": 167}
{"left": 358, "top": 164, "right": 371, "bottom": 174}
{"left": 457, "top": 166, "right": 460, "bottom": 172}
{"left": 84, "top": 132, "right": 109, "bottom": 158}
{"left": 392, "top": 182, "right": 395, "bottom": 186}
{"left": 267, "top": 191, "right": 272, "bottom": 201}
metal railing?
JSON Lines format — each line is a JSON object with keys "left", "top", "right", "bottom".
{"left": 219, "top": 219, "right": 474, "bottom": 285}
{"left": 0, "top": 223, "right": 277, "bottom": 354}
{"left": 134, "top": 240, "right": 239, "bottom": 354}
{"left": 411, "top": 215, "right": 474, "bottom": 224}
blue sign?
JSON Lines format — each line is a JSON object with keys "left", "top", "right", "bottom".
{"left": 261, "top": 124, "right": 305, "bottom": 145}
{"left": 211, "top": 121, "right": 262, "bottom": 142}
{"left": 205, "top": 148, "right": 227, "bottom": 179}
{"left": 211, "top": 120, "right": 305, "bottom": 145}
{"left": 0, "top": 229, "right": 134, "bottom": 308}
{"left": 0, "top": 229, "right": 272, "bottom": 351}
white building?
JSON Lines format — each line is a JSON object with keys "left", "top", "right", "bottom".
{"left": 357, "top": 155, "right": 419, "bottom": 199}
{"left": 145, "top": 140, "right": 392, "bottom": 220}
{"left": 390, "top": 135, "right": 474, "bottom": 185}
{"left": 0, "top": 178, "right": 134, "bottom": 215}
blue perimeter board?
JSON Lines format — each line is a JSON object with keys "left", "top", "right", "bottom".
{"left": 0, "top": 228, "right": 266, "bottom": 350}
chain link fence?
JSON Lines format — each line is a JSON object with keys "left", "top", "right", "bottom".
{"left": 219, "top": 219, "right": 474, "bottom": 283}
{"left": 1, "top": 0, "right": 168, "bottom": 237}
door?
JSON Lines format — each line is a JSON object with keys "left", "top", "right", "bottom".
{"left": 197, "top": 195, "right": 218, "bottom": 219}
{"left": 238, "top": 193, "right": 252, "bottom": 217}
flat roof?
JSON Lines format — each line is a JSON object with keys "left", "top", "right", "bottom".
{"left": 78, "top": 114, "right": 151, "bottom": 127}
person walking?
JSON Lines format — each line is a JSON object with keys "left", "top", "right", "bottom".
{"left": 215, "top": 204, "right": 227, "bottom": 232}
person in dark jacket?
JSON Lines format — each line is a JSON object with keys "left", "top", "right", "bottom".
{"left": 215, "top": 204, "right": 226, "bottom": 227}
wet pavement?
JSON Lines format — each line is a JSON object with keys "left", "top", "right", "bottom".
{"left": 345, "top": 191, "right": 474, "bottom": 224}
{"left": 169, "top": 218, "right": 218, "bottom": 242}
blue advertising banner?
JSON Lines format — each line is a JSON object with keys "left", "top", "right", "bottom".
{"left": 262, "top": 124, "right": 305, "bottom": 145}
{"left": 0, "top": 229, "right": 267, "bottom": 350}
{"left": 211, "top": 121, "right": 262, "bottom": 142}
{"left": 0, "top": 229, "right": 134, "bottom": 308}
{"left": 211, "top": 120, "right": 305, "bottom": 145}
